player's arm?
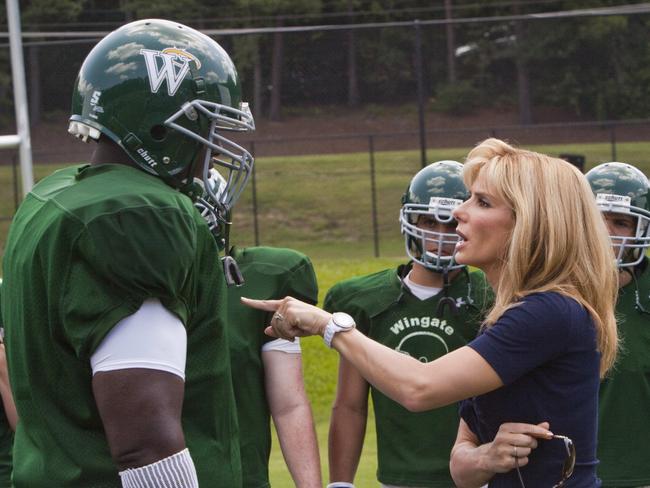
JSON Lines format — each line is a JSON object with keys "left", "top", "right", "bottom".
{"left": 263, "top": 340, "right": 322, "bottom": 488}
{"left": 328, "top": 355, "right": 369, "bottom": 486}
{"left": 91, "top": 299, "right": 198, "bottom": 487}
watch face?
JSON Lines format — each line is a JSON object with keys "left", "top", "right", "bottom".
{"left": 332, "top": 312, "right": 355, "bottom": 329}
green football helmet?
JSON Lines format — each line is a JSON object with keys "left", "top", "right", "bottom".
{"left": 400, "top": 160, "right": 469, "bottom": 272}
{"left": 586, "top": 162, "right": 650, "bottom": 268}
{"left": 68, "top": 18, "right": 255, "bottom": 215}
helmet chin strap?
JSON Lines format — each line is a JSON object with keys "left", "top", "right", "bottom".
{"left": 221, "top": 216, "right": 245, "bottom": 287}
{"left": 435, "top": 267, "right": 459, "bottom": 318}
{"left": 622, "top": 266, "right": 650, "bottom": 315}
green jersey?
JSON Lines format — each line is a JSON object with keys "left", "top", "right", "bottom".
{"left": 0, "top": 282, "right": 14, "bottom": 488}
{"left": 227, "top": 246, "right": 318, "bottom": 488}
{"left": 1, "top": 164, "right": 240, "bottom": 487}
{"left": 324, "top": 264, "right": 490, "bottom": 488}
{"left": 598, "top": 258, "right": 650, "bottom": 487}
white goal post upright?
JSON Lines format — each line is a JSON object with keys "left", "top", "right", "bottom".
{"left": 2, "top": 0, "right": 34, "bottom": 197}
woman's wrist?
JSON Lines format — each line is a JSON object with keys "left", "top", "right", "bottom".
{"left": 318, "top": 313, "right": 332, "bottom": 337}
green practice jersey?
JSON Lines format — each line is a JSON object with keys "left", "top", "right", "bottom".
{"left": 227, "top": 246, "right": 318, "bottom": 488}
{"left": 598, "top": 258, "right": 650, "bottom": 487}
{"left": 325, "top": 264, "right": 490, "bottom": 488}
{"left": 1, "top": 164, "right": 241, "bottom": 487}
{"left": 0, "top": 282, "right": 14, "bottom": 488}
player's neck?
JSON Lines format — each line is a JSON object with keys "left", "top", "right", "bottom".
{"left": 409, "top": 263, "right": 461, "bottom": 288}
{"left": 90, "top": 139, "right": 136, "bottom": 167}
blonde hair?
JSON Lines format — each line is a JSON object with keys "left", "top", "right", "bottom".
{"left": 463, "top": 138, "right": 618, "bottom": 377}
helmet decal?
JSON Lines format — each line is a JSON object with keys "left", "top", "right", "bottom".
{"left": 140, "top": 48, "right": 197, "bottom": 96}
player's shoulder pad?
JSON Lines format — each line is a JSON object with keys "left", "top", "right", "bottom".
{"left": 324, "top": 268, "right": 398, "bottom": 314}
{"left": 237, "top": 246, "right": 312, "bottom": 274}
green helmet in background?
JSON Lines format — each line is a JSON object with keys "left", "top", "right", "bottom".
{"left": 586, "top": 162, "right": 650, "bottom": 268}
{"left": 68, "top": 18, "right": 255, "bottom": 215}
{"left": 400, "top": 160, "right": 469, "bottom": 272}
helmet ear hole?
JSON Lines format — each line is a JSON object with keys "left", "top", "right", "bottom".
{"left": 150, "top": 125, "right": 167, "bottom": 141}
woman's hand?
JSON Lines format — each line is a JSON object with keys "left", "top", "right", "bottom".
{"left": 480, "top": 422, "right": 552, "bottom": 473}
{"left": 241, "top": 296, "right": 332, "bottom": 341}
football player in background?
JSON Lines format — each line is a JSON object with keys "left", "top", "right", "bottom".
{"left": 325, "top": 161, "right": 490, "bottom": 488}
{"left": 586, "top": 162, "right": 650, "bottom": 487}
{"left": 226, "top": 245, "right": 322, "bottom": 488}
{"left": 0, "top": 19, "right": 254, "bottom": 488}
{"left": 198, "top": 172, "right": 322, "bottom": 488}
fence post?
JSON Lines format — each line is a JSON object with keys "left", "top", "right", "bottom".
{"left": 369, "top": 135, "right": 380, "bottom": 258}
{"left": 250, "top": 141, "right": 260, "bottom": 246}
{"left": 609, "top": 125, "right": 617, "bottom": 162}
{"left": 414, "top": 20, "right": 427, "bottom": 169}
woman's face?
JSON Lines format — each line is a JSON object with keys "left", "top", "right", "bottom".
{"left": 452, "top": 172, "right": 515, "bottom": 285}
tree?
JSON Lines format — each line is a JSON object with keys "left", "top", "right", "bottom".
{"left": 22, "top": 0, "right": 83, "bottom": 125}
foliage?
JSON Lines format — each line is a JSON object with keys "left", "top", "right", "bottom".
{"left": 3, "top": 1, "right": 650, "bottom": 126}
{"left": 119, "top": 0, "right": 207, "bottom": 20}
{"left": 22, "top": 0, "right": 83, "bottom": 23}
{"left": 433, "top": 81, "right": 480, "bottom": 115}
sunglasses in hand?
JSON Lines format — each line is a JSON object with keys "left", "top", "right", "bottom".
{"left": 514, "top": 434, "right": 576, "bottom": 488}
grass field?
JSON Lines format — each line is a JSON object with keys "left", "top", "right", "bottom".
{"left": 1, "top": 142, "right": 649, "bottom": 486}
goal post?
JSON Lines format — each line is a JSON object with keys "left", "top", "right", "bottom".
{"left": 3, "top": 0, "right": 34, "bottom": 197}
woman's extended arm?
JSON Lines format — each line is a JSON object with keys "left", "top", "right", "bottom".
{"left": 241, "top": 296, "right": 503, "bottom": 411}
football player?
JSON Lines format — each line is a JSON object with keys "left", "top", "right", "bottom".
{"left": 197, "top": 171, "right": 322, "bottom": 487}
{"left": 226, "top": 245, "right": 322, "bottom": 488}
{"left": 587, "top": 162, "right": 650, "bottom": 487}
{"left": 1, "top": 19, "right": 254, "bottom": 488}
{"left": 325, "top": 161, "right": 490, "bottom": 488}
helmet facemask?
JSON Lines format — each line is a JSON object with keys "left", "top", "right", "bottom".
{"left": 400, "top": 197, "right": 464, "bottom": 272}
{"left": 166, "top": 100, "right": 255, "bottom": 216}
{"left": 597, "top": 194, "right": 650, "bottom": 268}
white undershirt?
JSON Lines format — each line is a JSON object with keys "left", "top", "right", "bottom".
{"left": 90, "top": 298, "right": 187, "bottom": 380}
{"left": 403, "top": 271, "right": 442, "bottom": 301}
{"left": 262, "top": 337, "right": 302, "bottom": 354}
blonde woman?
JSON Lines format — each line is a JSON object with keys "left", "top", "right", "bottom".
{"left": 243, "top": 138, "right": 618, "bottom": 487}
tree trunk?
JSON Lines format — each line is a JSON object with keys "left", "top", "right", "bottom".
{"left": 253, "top": 39, "right": 263, "bottom": 120}
{"left": 513, "top": 0, "right": 532, "bottom": 124}
{"left": 444, "top": 0, "right": 456, "bottom": 83}
{"left": 269, "top": 18, "right": 284, "bottom": 121}
{"left": 347, "top": 0, "right": 359, "bottom": 107}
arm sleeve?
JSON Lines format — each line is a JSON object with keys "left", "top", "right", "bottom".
{"left": 262, "top": 337, "right": 301, "bottom": 354}
{"left": 90, "top": 298, "right": 187, "bottom": 379}
{"left": 467, "top": 293, "right": 572, "bottom": 385}
{"left": 283, "top": 256, "right": 318, "bottom": 305}
{"left": 62, "top": 206, "right": 198, "bottom": 359}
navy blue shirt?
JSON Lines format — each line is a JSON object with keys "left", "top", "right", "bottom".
{"left": 460, "top": 292, "right": 601, "bottom": 488}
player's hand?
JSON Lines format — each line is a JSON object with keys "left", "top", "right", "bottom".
{"left": 480, "top": 422, "right": 552, "bottom": 474}
{"left": 241, "top": 296, "right": 332, "bottom": 341}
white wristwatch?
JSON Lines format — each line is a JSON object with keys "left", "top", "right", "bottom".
{"left": 323, "top": 312, "right": 356, "bottom": 348}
